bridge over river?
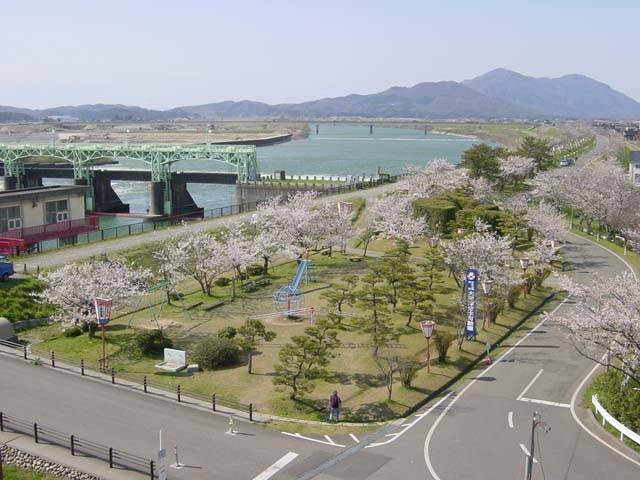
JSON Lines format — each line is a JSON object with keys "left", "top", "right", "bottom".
{"left": 0, "top": 143, "right": 257, "bottom": 216}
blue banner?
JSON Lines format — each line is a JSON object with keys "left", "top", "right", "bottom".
{"left": 464, "top": 269, "right": 478, "bottom": 339}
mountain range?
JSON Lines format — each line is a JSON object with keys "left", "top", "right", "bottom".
{"left": 2, "top": 69, "right": 639, "bottom": 122}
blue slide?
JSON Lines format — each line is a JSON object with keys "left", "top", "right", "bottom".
{"left": 290, "top": 260, "right": 310, "bottom": 292}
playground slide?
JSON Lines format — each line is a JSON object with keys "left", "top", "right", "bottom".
{"left": 290, "top": 260, "right": 310, "bottom": 292}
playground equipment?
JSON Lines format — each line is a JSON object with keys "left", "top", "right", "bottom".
{"left": 127, "top": 281, "right": 172, "bottom": 329}
{"left": 273, "top": 260, "right": 313, "bottom": 314}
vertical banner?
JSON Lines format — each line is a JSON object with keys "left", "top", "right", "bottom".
{"left": 465, "top": 269, "right": 479, "bottom": 339}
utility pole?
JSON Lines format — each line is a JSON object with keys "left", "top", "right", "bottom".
{"left": 525, "top": 411, "right": 550, "bottom": 480}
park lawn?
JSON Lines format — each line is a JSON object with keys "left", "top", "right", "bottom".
{"left": 26, "top": 242, "right": 557, "bottom": 422}
{"left": 1, "top": 465, "right": 63, "bottom": 480}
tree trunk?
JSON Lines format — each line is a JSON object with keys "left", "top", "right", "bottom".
{"left": 247, "top": 351, "right": 253, "bottom": 374}
{"left": 263, "top": 256, "right": 269, "bottom": 277}
{"left": 362, "top": 238, "right": 371, "bottom": 257}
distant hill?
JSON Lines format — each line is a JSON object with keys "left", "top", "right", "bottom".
{"left": 1, "top": 69, "right": 639, "bottom": 121}
{"left": 464, "top": 68, "right": 640, "bottom": 119}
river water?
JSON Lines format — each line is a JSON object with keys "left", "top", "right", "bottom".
{"left": 48, "top": 123, "right": 481, "bottom": 217}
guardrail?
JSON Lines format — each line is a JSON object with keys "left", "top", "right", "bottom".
{"left": 592, "top": 394, "right": 640, "bottom": 446}
{"left": 0, "top": 411, "right": 155, "bottom": 478}
{"left": 0, "top": 338, "right": 254, "bottom": 421}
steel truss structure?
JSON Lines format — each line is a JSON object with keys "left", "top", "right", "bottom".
{"left": 0, "top": 143, "right": 259, "bottom": 210}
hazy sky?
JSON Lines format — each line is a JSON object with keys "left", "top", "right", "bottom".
{"left": 2, "top": 0, "right": 638, "bottom": 109}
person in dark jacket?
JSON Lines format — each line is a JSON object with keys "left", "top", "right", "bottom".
{"left": 329, "top": 390, "right": 342, "bottom": 422}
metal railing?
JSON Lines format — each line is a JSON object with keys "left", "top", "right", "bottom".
{"left": 592, "top": 394, "right": 640, "bottom": 446}
{"left": 0, "top": 411, "right": 155, "bottom": 478}
{"left": 0, "top": 338, "right": 253, "bottom": 420}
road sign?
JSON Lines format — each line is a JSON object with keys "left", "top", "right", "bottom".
{"left": 464, "top": 269, "right": 478, "bottom": 339}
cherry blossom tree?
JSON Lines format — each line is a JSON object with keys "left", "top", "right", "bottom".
{"left": 154, "top": 232, "right": 226, "bottom": 296}
{"left": 554, "top": 272, "right": 640, "bottom": 383}
{"left": 370, "top": 192, "right": 426, "bottom": 243}
{"left": 443, "top": 219, "right": 513, "bottom": 286}
{"left": 399, "top": 158, "right": 468, "bottom": 199}
{"left": 498, "top": 155, "right": 535, "bottom": 186}
{"left": 221, "top": 221, "right": 259, "bottom": 297}
{"left": 318, "top": 200, "right": 356, "bottom": 255}
{"left": 249, "top": 197, "right": 296, "bottom": 275}
{"left": 38, "top": 259, "right": 150, "bottom": 332}
{"left": 467, "top": 176, "right": 495, "bottom": 202}
{"left": 525, "top": 202, "right": 568, "bottom": 243}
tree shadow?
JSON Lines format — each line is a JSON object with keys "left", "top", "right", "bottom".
{"left": 349, "top": 402, "right": 396, "bottom": 421}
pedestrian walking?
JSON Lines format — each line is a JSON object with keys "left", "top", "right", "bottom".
{"left": 328, "top": 390, "right": 341, "bottom": 422}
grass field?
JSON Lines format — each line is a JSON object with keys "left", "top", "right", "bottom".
{"left": 1, "top": 465, "right": 63, "bottom": 480}
{"left": 24, "top": 240, "right": 558, "bottom": 422}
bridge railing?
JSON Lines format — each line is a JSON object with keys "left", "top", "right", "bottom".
{"left": 592, "top": 394, "right": 640, "bottom": 446}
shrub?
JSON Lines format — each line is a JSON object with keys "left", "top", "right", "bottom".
{"left": 216, "top": 326, "right": 237, "bottom": 339}
{"left": 63, "top": 325, "right": 82, "bottom": 337}
{"left": 433, "top": 331, "right": 454, "bottom": 363}
{"left": 246, "top": 264, "right": 264, "bottom": 276}
{"left": 191, "top": 337, "right": 239, "bottom": 370}
{"left": 413, "top": 196, "right": 459, "bottom": 234}
{"left": 132, "top": 329, "right": 173, "bottom": 357}
{"left": 214, "top": 277, "right": 231, "bottom": 287}
{"left": 399, "top": 361, "right": 419, "bottom": 388}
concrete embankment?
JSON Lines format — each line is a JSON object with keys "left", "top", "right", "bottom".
{"left": 209, "top": 133, "right": 293, "bottom": 146}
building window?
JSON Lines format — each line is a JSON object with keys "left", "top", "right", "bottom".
{"left": 0, "top": 205, "right": 22, "bottom": 233}
{"left": 45, "top": 199, "right": 69, "bottom": 224}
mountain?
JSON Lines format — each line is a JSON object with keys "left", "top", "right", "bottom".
{"left": 464, "top": 68, "right": 640, "bottom": 118}
{"left": 1, "top": 69, "right": 639, "bottom": 121}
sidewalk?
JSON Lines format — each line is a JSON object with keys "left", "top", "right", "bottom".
{"left": 0, "top": 431, "right": 148, "bottom": 480}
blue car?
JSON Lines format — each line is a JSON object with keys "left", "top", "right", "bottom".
{"left": 0, "top": 256, "right": 15, "bottom": 282}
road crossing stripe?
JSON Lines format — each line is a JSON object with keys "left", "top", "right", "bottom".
{"left": 517, "top": 369, "right": 544, "bottom": 400}
{"left": 252, "top": 452, "right": 299, "bottom": 480}
{"left": 349, "top": 433, "right": 360, "bottom": 443}
{"left": 519, "top": 444, "right": 539, "bottom": 463}
{"left": 519, "top": 397, "right": 570, "bottom": 408}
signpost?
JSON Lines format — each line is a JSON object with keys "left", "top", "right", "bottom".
{"left": 158, "top": 431, "right": 166, "bottom": 480}
{"left": 420, "top": 320, "right": 436, "bottom": 372}
{"left": 94, "top": 298, "right": 112, "bottom": 371}
{"left": 464, "top": 269, "right": 479, "bottom": 340}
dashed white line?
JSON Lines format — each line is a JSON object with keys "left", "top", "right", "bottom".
{"left": 519, "top": 397, "right": 570, "bottom": 408}
{"left": 281, "top": 432, "right": 345, "bottom": 447}
{"left": 349, "top": 433, "right": 360, "bottom": 443}
{"left": 252, "top": 452, "right": 299, "bottom": 480}
{"left": 517, "top": 369, "right": 544, "bottom": 401}
{"left": 508, "top": 411, "right": 514, "bottom": 429}
{"left": 519, "top": 444, "right": 538, "bottom": 463}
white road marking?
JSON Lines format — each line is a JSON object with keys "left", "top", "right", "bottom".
{"left": 519, "top": 397, "right": 570, "bottom": 408}
{"left": 508, "top": 411, "right": 514, "bottom": 429}
{"left": 252, "top": 452, "right": 299, "bottom": 480}
{"left": 519, "top": 444, "right": 539, "bottom": 463}
{"left": 349, "top": 433, "right": 359, "bottom": 443}
{"left": 423, "top": 297, "right": 570, "bottom": 480}
{"left": 517, "top": 369, "right": 544, "bottom": 400}
{"left": 366, "top": 392, "right": 453, "bottom": 448}
{"left": 281, "top": 432, "right": 345, "bottom": 447}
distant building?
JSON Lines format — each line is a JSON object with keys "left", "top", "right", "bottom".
{"left": 0, "top": 185, "right": 98, "bottom": 254}
{"left": 629, "top": 151, "right": 640, "bottom": 184}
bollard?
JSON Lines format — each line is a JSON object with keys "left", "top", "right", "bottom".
{"left": 109, "top": 448, "right": 113, "bottom": 468}
{"left": 80, "top": 359, "right": 85, "bottom": 376}
{"left": 33, "top": 423, "right": 39, "bottom": 443}
{"left": 212, "top": 393, "right": 216, "bottom": 411}
{"left": 249, "top": 403, "right": 253, "bottom": 422}
{"left": 111, "top": 368, "right": 115, "bottom": 384}
{"left": 23, "top": 345, "right": 27, "bottom": 360}
{"left": 143, "top": 376, "right": 147, "bottom": 393}
{"left": 51, "top": 351, "right": 55, "bottom": 367}
{"left": 70, "top": 435, "right": 75, "bottom": 456}
{"left": 177, "top": 385, "right": 181, "bottom": 403}
{"left": 23, "top": 263, "right": 26, "bottom": 274}
{"left": 226, "top": 416, "right": 235, "bottom": 435}
{"left": 149, "top": 460, "right": 154, "bottom": 480}
{"left": 0, "top": 412, "right": 3, "bottom": 431}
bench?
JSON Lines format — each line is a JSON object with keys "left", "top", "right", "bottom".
{"left": 155, "top": 348, "right": 187, "bottom": 373}
{"left": 203, "top": 301, "right": 225, "bottom": 312}
{"left": 241, "top": 278, "right": 271, "bottom": 293}
{"left": 184, "top": 301, "right": 203, "bottom": 311}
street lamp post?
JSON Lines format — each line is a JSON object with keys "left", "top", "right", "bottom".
{"left": 420, "top": 320, "right": 436, "bottom": 373}
{"left": 519, "top": 257, "right": 530, "bottom": 298}
{"left": 94, "top": 298, "right": 113, "bottom": 371}
{"left": 525, "top": 411, "right": 550, "bottom": 480}
{"left": 481, "top": 278, "right": 494, "bottom": 330}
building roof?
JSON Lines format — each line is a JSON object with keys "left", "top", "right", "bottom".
{"left": 0, "top": 185, "right": 88, "bottom": 204}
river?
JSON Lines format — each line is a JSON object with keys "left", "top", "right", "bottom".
{"left": 47, "top": 123, "right": 481, "bottom": 218}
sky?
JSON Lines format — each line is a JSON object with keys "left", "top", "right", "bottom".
{"left": 1, "top": 0, "right": 638, "bottom": 109}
